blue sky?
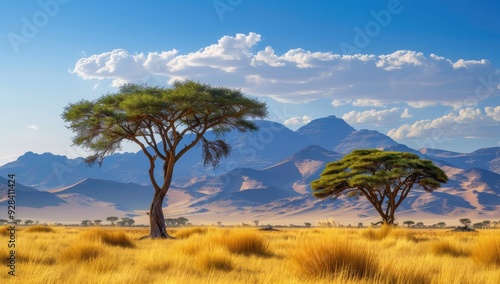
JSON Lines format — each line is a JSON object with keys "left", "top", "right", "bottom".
{"left": 1, "top": 0, "right": 499, "bottom": 165}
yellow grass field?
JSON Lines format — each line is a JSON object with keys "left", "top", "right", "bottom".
{"left": 1, "top": 225, "right": 499, "bottom": 283}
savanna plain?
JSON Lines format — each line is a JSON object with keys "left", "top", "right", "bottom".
{"left": 1, "top": 225, "right": 499, "bottom": 284}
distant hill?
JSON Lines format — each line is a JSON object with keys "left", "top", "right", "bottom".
{"left": 296, "top": 115, "right": 355, "bottom": 150}
{"left": 0, "top": 176, "right": 67, "bottom": 208}
{"left": 333, "top": 129, "right": 399, "bottom": 153}
{"left": 49, "top": 178, "right": 155, "bottom": 211}
{"left": 1, "top": 116, "right": 499, "bottom": 225}
{"left": 420, "top": 147, "right": 500, "bottom": 174}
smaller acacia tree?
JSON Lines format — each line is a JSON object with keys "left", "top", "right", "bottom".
{"left": 482, "top": 220, "right": 491, "bottom": 228}
{"left": 312, "top": 149, "right": 448, "bottom": 225}
{"left": 403, "top": 220, "right": 415, "bottom": 228}
{"left": 107, "top": 216, "right": 119, "bottom": 226}
{"left": 459, "top": 218, "right": 471, "bottom": 228}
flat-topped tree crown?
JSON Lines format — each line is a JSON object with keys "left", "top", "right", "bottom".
{"left": 311, "top": 149, "right": 448, "bottom": 225}
{"left": 62, "top": 80, "right": 268, "bottom": 238}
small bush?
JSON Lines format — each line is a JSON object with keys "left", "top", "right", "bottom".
{"left": 430, "top": 239, "right": 470, "bottom": 257}
{"left": 60, "top": 243, "right": 103, "bottom": 262}
{"left": 219, "top": 231, "right": 270, "bottom": 256}
{"left": 291, "top": 238, "right": 378, "bottom": 280}
{"left": 80, "top": 229, "right": 135, "bottom": 248}
{"left": 25, "top": 226, "right": 55, "bottom": 233}
{"left": 472, "top": 235, "right": 500, "bottom": 266}
{"left": 175, "top": 227, "right": 208, "bottom": 239}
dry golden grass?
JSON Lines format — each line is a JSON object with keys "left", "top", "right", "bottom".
{"left": 0, "top": 226, "right": 499, "bottom": 283}
{"left": 0, "top": 225, "right": 10, "bottom": 236}
{"left": 24, "top": 225, "right": 56, "bottom": 233}
{"left": 290, "top": 236, "right": 378, "bottom": 280}
{"left": 214, "top": 230, "right": 271, "bottom": 256}
{"left": 80, "top": 228, "right": 135, "bottom": 248}
{"left": 429, "top": 238, "right": 471, "bottom": 257}
{"left": 472, "top": 234, "right": 500, "bottom": 266}
{"left": 196, "top": 247, "right": 234, "bottom": 272}
{"left": 362, "top": 223, "right": 393, "bottom": 240}
{"left": 175, "top": 227, "right": 208, "bottom": 239}
{"left": 60, "top": 242, "right": 105, "bottom": 262}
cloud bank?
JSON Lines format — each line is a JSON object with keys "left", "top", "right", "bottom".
{"left": 72, "top": 33, "right": 500, "bottom": 106}
{"left": 388, "top": 107, "right": 500, "bottom": 140}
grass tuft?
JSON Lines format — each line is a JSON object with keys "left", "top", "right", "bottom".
{"left": 175, "top": 227, "right": 208, "bottom": 239}
{"left": 80, "top": 229, "right": 135, "bottom": 248}
{"left": 430, "top": 239, "right": 470, "bottom": 257}
{"left": 363, "top": 224, "right": 393, "bottom": 241}
{"left": 25, "top": 226, "right": 56, "bottom": 233}
{"left": 0, "top": 226, "right": 10, "bottom": 236}
{"left": 60, "top": 243, "right": 104, "bottom": 262}
{"left": 218, "top": 230, "right": 270, "bottom": 256}
{"left": 472, "top": 235, "right": 500, "bottom": 266}
{"left": 196, "top": 248, "right": 234, "bottom": 272}
{"left": 291, "top": 237, "right": 378, "bottom": 280}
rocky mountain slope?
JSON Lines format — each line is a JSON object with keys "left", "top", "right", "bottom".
{"left": 1, "top": 116, "right": 499, "bottom": 225}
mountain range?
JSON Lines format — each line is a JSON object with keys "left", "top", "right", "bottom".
{"left": 1, "top": 116, "right": 499, "bottom": 226}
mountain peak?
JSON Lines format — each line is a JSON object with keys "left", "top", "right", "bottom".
{"left": 296, "top": 116, "right": 355, "bottom": 150}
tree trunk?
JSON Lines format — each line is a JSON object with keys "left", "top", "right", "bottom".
{"left": 148, "top": 190, "right": 174, "bottom": 239}
{"left": 379, "top": 211, "right": 395, "bottom": 225}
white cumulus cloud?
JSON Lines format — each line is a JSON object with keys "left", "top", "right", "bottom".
{"left": 71, "top": 32, "right": 500, "bottom": 106}
{"left": 387, "top": 107, "right": 500, "bottom": 140}
{"left": 27, "top": 124, "right": 39, "bottom": 131}
{"left": 485, "top": 106, "right": 500, "bottom": 121}
{"left": 331, "top": 99, "right": 352, "bottom": 107}
{"left": 342, "top": 108, "right": 401, "bottom": 125}
{"left": 401, "top": 108, "right": 413, "bottom": 118}
{"left": 284, "top": 115, "right": 313, "bottom": 125}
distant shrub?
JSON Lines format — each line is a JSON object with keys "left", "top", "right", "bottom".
{"left": 291, "top": 238, "right": 378, "bottom": 279}
{"left": 25, "top": 226, "right": 55, "bottom": 233}
{"left": 472, "top": 235, "right": 500, "bottom": 266}
{"left": 80, "top": 229, "right": 135, "bottom": 248}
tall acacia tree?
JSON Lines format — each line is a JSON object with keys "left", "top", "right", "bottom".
{"left": 62, "top": 81, "right": 267, "bottom": 238}
{"left": 311, "top": 149, "right": 448, "bottom": 225}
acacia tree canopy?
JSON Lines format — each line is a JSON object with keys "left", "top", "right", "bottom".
{"left": 62, "top": 80, "right": 268, "bottom": 238}
{"left": 311, "top": 149, "right": 448, "bottom": 225}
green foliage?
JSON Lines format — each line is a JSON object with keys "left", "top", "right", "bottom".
{"left": 459, "top": 218, "right": 472, "bottom": 227}
{"left": 311, "top": 149, "right": 448, "bottom": 224}
{"left": 106, "top": 216, "right": 119, "bottom": 225}
{"left": 63, "top": 81, "right": 267, "bottom": 238}
{"left": 403, "top": 220, "right": 415, "bottom": 227}
{"left": 62, "top": 80, "right": 268, "bottom": 168}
